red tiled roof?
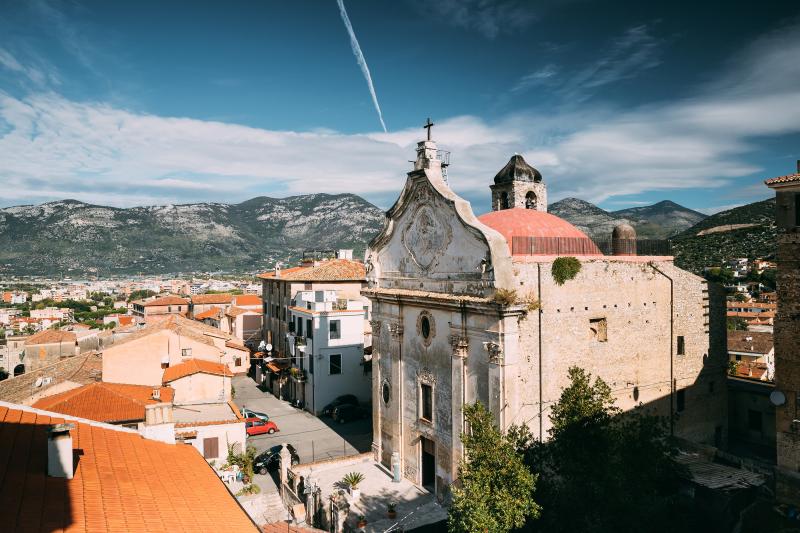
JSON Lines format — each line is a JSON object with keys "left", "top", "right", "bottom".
{"left": 728, "top": 331, "right": 773, "bottom": 354}
{"left": 732, "top": 363, "right": 769, "bottom": 380}
{"left": 262, "top": 524, "right": 326, "bottom": 532}
{"left": 0, "top": 403, "right": 259, "bottom": 531}
{"left": 226, "top": 339, "right": 248, "bottom": 350}
{"left": 32, "top": 382, "right": 174, "bottom": 423}
{"left": 163, "top": 359, "right": 233, "bottom": 383}
{"left": 25, "top": 329, "right": 77, "bottom": 345}
{"left": 478, "top": 208, "right": 601, "bottom": 255}
{"left": 225, "top": 306, "right": 252, "bottom": 317}
{"left": 195, "top": 306, "right": 223, "bottom": 320}
{"left": 258, "top": 260, "right": 365, "bottom": 281}
{"left": 192, "top": 293, "right": 234, "bottom": 304}
{"left": 765, "top": 173, "right": 800, "bottom": 186}
{"left": 234, "top": 294, "right": 262, "bottom": 306}
{"left": 142, "top": 295, "right": 189, "bottom": 307}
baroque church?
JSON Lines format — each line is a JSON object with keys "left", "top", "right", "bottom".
{"left": 363, "top": 129, "right": 727, "bottom": 499}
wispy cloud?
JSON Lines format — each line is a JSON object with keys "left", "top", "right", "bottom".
{"left": 420, "top": 0, "right": 537, "bottom": 39}
{"left": 336, "top": 0, "right": 387, "bottom": 133}
{"left": 1, "top": 21, "right": 799, "bottom": 211}
{"left": 514, "top": 24, "right": 664, "bottom": 102}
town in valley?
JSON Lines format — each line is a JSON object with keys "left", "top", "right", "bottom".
{"left": 1, "top": 1, "right": 799, "bottom": 532}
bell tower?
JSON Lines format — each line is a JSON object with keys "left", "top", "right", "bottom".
{"left": 490, "top": 154, "right": 547, "bottom": 212}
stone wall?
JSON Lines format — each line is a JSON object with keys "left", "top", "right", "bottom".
{"left": 0, "top": 352, "right": 101, "bottom": 404}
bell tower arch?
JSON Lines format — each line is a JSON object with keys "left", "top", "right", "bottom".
{"left": 490, "top": 154, "right": 547, "bottom": 212}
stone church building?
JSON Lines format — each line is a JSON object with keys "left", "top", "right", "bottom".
{"left": 363, "top": 132, "right": 727, "bottom": 498}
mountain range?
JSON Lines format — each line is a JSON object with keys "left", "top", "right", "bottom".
{"left": 0, "top": 193, "right": 775, "bottom": 277}
{"left": 0, "top": 194, "right": 384, "bottom": 276}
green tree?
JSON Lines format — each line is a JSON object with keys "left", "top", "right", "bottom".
{"left": 527, "top": 367, "right": 690, "bottom": 533}
{"left": 727, "top": 317, "right": 748, "bottom": 331}
{"left": 448, "top": 402, "right": 539, "bottom": 533}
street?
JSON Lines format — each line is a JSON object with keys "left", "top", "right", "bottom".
{"left": 233, "top": 374, "right": 372, "bottom": 464}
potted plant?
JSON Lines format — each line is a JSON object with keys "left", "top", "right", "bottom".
{"left": 387, "top": 502, "right": 397, "bottom": 519}
{"left": 342, "top": 471, "right": 365, "bottom": 500}
{"left": 357, "top": 515, "right": 367, "bottom": 528}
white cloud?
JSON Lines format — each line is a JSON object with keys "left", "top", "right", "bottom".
{"left": 1, "top": 21, "right": 799, "bottom": 210}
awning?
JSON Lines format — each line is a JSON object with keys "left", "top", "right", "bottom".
{"left": 266, "top": 362, "right": 282, "bottom": 373}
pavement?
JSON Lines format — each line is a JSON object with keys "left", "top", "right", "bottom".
{"left": 233, "top": 374, "right": 373, "bottom": 464}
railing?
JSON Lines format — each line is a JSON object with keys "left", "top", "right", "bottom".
{"left": 510, "top": 236, "right": 671, "bottom": 256}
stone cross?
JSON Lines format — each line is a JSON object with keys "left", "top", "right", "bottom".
{"left": 423, "top": 117, "right": 434, "bottom": 140}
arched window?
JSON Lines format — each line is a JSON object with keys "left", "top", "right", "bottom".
{"left": 500, "top": 191, "right": 509, "bottom": 209}
{"left": 525, "top": 191, "right": 537, "bottom": 209}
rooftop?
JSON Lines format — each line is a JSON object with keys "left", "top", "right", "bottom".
{"left": 258, "top": 259, "right": 366, "bottom": 282}
{"left": 142, "top": 295, "right": 189, "bottom": 307}
{"left": 0, "top": 402, "right": 258, "bottom": 531}
{"left": 31, "top": 382, "right": 174, "bottom": 423}
{"left": 195, "top": 306, "right": 223, "bottom": 320}
{"left": 234, "top": 294, "right": 262, "bottom": 307}
{"left": 192, "top": 293, "right": 234, "bottom": 305}
{"left": 478, "top": 208, "right": 602, "bottom": 255}
{"left": 493, "top": 154, "right": 542, "bottom": 184}
{"left": 172, "top": 401, "right": 241, "bottom": 426}
{"left": 728, "top": 330, "right": 773, "bottom": 355}
{"left": 163, "top": 358, "right": 233, "bottom": 383}
{"left": 25, "top": 329, "right": 77, "bottom": 345}
{"left": 764, "top": 172, "right": 800, "bottom": 186}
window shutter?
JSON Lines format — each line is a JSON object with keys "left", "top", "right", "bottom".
{"left": 203, "top": 437, "right": 219, "bottom": 459}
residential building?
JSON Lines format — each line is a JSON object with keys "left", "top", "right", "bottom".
{"left": 131, "top": 294, "right": 189, "bottom": 323}
{"left": 102, "top": 315, "right": 249, "bottom": 386}
{"left": 0, "top": 402, "right": 258, "bottom": 531}
{"left": 102, "top": 313, "right": 135, "bottom": 327}
{"left": 363, "top": 137, "right": 727, "bottom": 497}
{"left": 764, "top": 162, "right": 800, "bottom": 503}
{"left": 162, "top": 359, "right": 233, "bottom": 404}
{"left": 23, "top": 330, "right": 79, "bottom": 373}
{"left": 259, "top": 256, "right": 366, "bottom": 360}
{"left": 0, "top": 352, "right": 102, "bottom": 405}
{"left": 728, "top": 330, "right": 774, "bottom": 381}
{"left": 191, "top": 292, "right": 235, "bottom": 316}
{"left": 284, "top": 289, "right": 371, "bottom": 414}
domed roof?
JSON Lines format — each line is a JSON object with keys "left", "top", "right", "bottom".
{"left": 612, "top": 223, "right": 637, "bottom": 239}
{"left": 494, "top": 154, "right": 542, "bottom": 184}
{"left": 478, "top": 208, "right": 601, "bottom": 255}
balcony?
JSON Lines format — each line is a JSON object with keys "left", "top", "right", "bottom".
{"left": 289, "top": 367, "right": 307, "bottom": 382}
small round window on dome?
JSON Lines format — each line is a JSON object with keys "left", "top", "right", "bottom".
{"left": 421, "top": 316, "right": 431, "bottom": 339}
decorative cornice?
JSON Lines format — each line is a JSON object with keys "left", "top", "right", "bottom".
{"left": 417, "top": 367, "right": 436, "bottom": 384}
{"left": 449, "top": 334, "right": 469, "bottom": 357}
{"left": 387, "top": 322, "right": 404, "bottom": 339}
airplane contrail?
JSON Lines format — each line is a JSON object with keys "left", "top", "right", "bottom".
{"left": 336, "top": 0, "right": 388, "bottom": 132}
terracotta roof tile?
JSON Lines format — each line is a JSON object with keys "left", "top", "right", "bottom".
{"left": 32, "top": 383, "right": 174, "bottom": 423}
{"left": 163, "top": 359, "right": 233, "bottom": 383}
{"left": 142, "top": 295, "right": 189, "bottom": 307}
{"left": 727, "top": 331, "right": 773, "bottom": 355}
{"left": 234, "top": 295, "right": 262, "bottom": 306}
{"left": 0, "top": 402, "right": 258, "bottom": 532}
{"left": 195, "top": 306, "right": 223, "bottom": 320}
{"left": 25, "top": 329, "right": 77, "bottom": 345}
{"left": 192, "top": 293, "right": 234, "bottom": 304}
{"left": 225, "top": 306, "right": 252, "bottom": 317}
{"left": 258, "top": 260, "right": 365, "bottom": 281}
{"left": 764, "top": 172, "right": 800, "bottom": 186}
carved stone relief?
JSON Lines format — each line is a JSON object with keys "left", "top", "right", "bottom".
{"left": 484, "top": 341, "right": 503, "bottom": 364}
{"left": 401, "top": 186, "right": 452, "bottom": 273}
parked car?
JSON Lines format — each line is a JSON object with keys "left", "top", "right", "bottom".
{"left": 241, "top": 407, "right": 269, "bottom": 421}
{"left": 245, "top": 417, "right": 279, "bottom": 436}
{"left": 331, "top": 404, "right": 369, "bottom": 424}
{"left": 254, "top": 444, "right": 300, "bottom": 474}
{"left": 321, "top": 394, "right": 359, "bottom": 417}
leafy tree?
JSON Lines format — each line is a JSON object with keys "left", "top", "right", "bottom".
{"left": 760, "top": 269, "right": 777, "bottom": 290}
{"left": 727, "top": 317, "right": 748, "bottom": 331}
{"left": 525, "top": 367, "right": 691, "bottom": 533}
{"left": 127, "top": 289, "right": 156, "bottom": 303}
{"left": 448, "top": 402, "right": 539, "bottom": 533}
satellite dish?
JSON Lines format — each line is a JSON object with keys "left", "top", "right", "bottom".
{"left": 265, "top": 343, "right": 273, "bottom": 352}
{"left": 770, "top": 390, "right": 786, "bottom": 406}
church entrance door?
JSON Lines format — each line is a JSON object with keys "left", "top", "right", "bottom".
{"left": 420, "top": 437, "right": 435, "bottom": 492}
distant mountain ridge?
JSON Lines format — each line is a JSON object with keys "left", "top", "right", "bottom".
{"left": 0, "top": 194, "right": 385, "bottom": 276}
{"left": 549, "top": 198, "right": 706, "bottom": 239}
{"left": 670, "top": 198, "right": 776, "bottom": 273}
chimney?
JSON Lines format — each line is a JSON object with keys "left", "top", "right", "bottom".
{"left": 47, "top": 423, "right": 75, "bottom": 479}
{"left": 152, "top": 388, "right": 161, "bottom": 400}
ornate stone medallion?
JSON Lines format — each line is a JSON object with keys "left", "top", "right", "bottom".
{"left": 402, "top": 198, "right": 451, "bottom": 272}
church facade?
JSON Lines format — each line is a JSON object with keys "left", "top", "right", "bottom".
{"left": 363, "top": 135, "right": 727, "bottom": 498}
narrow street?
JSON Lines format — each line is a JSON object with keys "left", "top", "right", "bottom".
{"left": 233, "top": 374, "right": 372, "bottom": 464}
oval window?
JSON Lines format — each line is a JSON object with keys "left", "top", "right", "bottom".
{"left": 382, "top": 382, "right": 390, "bottom": 404}
{"left": 421, "top": 316, "right": 431, "bottom": 339}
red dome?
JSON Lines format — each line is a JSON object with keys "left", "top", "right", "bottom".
{"left": 478, "top": 208, "right": 601, "bottom": 255}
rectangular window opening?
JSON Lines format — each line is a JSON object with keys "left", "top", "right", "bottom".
{"left": 329, "top": 353, "right": 342, "bottom": 375}
{"left": 676, "top": 389, "right": 686, "bottom": 413}
{"left": 421, "top": 383, "right": 433, "bottom": 422}
{"left": 677, "top": 336, "right": 685, "bottom": 356}
{"left": 329, "top": 320, "right": 341, "bottom": 340}
{"left": 589, "top": 317, "right": 607, "bottom": 342}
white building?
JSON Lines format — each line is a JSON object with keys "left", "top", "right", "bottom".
{"left": 286, "top": 289, "right": 371, "bottom": 414}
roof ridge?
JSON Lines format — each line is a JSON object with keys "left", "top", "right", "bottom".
{"left": 0, "top": 400, "right": 139, "bottom": 433}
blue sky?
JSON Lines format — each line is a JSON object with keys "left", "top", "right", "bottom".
{"left": 0, "top": 0, "right": 799, "bottom": 214}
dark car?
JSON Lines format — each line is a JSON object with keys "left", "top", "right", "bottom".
{"left": 331, "top": 404, "right": 369, "bottom": 424}
{"left": 254, "top": 444, "right": 300, "bottom": 474}
{"left": 321, "top": 394, "right": 359, "bottom": 417}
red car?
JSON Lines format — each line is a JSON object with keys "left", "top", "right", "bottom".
{"left": 245, "top": 417, "right": 279, "bottom": 436}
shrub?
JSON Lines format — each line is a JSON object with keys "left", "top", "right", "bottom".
{"left": 493, "top": 288, "right": 518, "bottom": 306}
{"left": 521, "top": 292, "right": 541, "bottom": 312}
{"left": 342, "top": 471, "right": 365, "bottom": 490}
{"left": 552, "top": 257, "right": 581, "bottom": 285}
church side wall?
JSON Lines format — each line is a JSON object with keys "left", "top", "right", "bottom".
{"left": 509, "top": 259, "right": 726, "bottom": 446}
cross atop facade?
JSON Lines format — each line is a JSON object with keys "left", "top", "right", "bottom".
{"left": 423, "top": 117, "right": 434, "bottom": 141}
